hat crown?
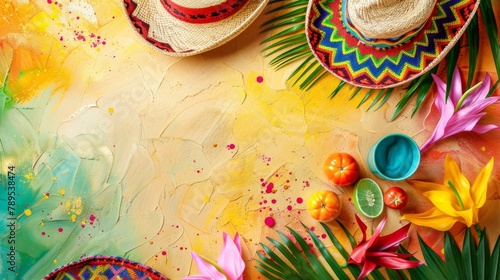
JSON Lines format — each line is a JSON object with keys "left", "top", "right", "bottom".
{"left": 169, "top": 0, "right": 227, "bottom": 8}
{"left": 347, "top": 0, "right": 437, "bottom": 40}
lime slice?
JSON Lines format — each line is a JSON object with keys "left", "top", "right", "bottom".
{"left": 353, "top": 178, "right": 384, "bottom": 218}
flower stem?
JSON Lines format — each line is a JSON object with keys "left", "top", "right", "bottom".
{"left": 455, "top": 81, "right": 483, "bottom": 111}
{"left": 447, "top": 180, "right": 465, "bottom": 210}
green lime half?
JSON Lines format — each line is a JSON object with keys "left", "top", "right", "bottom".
{"left": 353, "top": 178, "right": 384, "bottom": 218}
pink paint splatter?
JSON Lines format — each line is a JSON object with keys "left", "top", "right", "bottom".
{"left": 41, "top": 232, "right": 46, "bottom": 236}
{"left": 287, "top": 205, "right": 292, "bottom": 211}
{"left": 226, "top": 143, "right": 236, "bottom": 150}
{"left": 264, "top": 216, "right": 276, "bottom": 227}
{"left": 321, "top": 234, "right": 327, "bottom": 239}
{"left": 271, "top": 199, "right": 277, "bottom": 204}
{"left": 296, "top": 197, "right": 303, "bottom": 204}
{"left": 265, "top": 182, "right": 274, "bottom": 194}
{"left": 256, "top": 76, "right": 264, "bottom": 83}
{"left": 162, "top": 251, "right": 167, "bottom": 256}
{"left": 58, "top": 228, "right": 63, "bottom": 232}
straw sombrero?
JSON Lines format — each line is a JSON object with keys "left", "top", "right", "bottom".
{"left": 124, "top": 0, "right": 269, "bottom": 56}
{"left": 306, "top": 0, "right": 480, "bottom": 88}
{"left": 44, "top": 256, "right": 168, "bottom": 280}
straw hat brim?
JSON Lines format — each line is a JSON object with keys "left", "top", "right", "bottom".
{"left": 306, "top": 0, "right": 480, "bottom": 89}
{"left": 123, "top": 0, "right": 269, "bottom": 56}
{"left": 44, "top": 256, "right": 168, "bottom": 280}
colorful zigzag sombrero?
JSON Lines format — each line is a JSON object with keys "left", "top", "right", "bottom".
{"left": 44, "top": 256, "right": 168, "bottom": 280}
{"left": 306, "top": 0, "right": 480, "bottom": 88}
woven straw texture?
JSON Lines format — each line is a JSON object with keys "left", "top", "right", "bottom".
{"left": 123, "top": 0, "right": 268, "bottom": 56}
{"left": 44, "top": 256, "right": 168, "bottom": 280}
{"left": 306, "top": 0, "right": 480, "bottom": 89}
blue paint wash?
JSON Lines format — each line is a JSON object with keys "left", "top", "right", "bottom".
{"left": 367, "top": 134, "right": 420, "bottom": 181}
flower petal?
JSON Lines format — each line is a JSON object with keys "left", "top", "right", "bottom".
{"left": 191, "top": 252, "right": 227, "bottom": 280}
{"left": 217, "top": 232, "right": 245, "bottom": 280}
{"left": 367, "top": 254, "right": 423, "bottom": 269}
{"left": 461, "top": 74, "right": 492, "bottom": 107}
{"left": 444, "top": 155, "right": 471, "bottom": 196}
{"left": 372, "top": 223, "right": 410, "bottom": 252}
{"left": 355, "top": 214, "right": 368, "bottom": 243}
{"left": 407, "top": 179, "right": 448, "bottom": 192}
{"left": 470, "top": 157, "right": 494, "bottom": 208}
{"left": 357, "top": 260, "right": 378, "bottom": 280}
{"left": 454, "top": 208, "right": 476, "bottom": 227}
{"left": 401, "top": 207, "right": 459, "bottom": 231}
{"left": 423, "top": 190, "right": 463, "bottom": 217}
{"left": 183, "top": 276, "right": 212, "bottom": 280}
{"left": 472, "top": 124, "right": 500, "bottom": 133}
{"left": 449, "top": 67, "right": 463, "bottom": 105}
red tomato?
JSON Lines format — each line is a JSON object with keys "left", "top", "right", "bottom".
{"left": 383, "top": 187, "right": 408, "bottom": 209}
{"left": 323, "top": 153, "right": 360, "bottom": 186}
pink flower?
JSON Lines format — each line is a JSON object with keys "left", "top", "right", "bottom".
{"left": 348, "top": 215, "right": 422, "bottom": 280}
{"left": 420, "top": 67, "right": 500, "bottom": 151}
{"left": 183, "top": 232, "right": 245, "bottom": 280}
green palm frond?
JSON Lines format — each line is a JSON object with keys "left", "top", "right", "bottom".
{"left": 405, "top": 227, "right": 500, "bottom": 280}
{"left": 256, "top": 220, "right": 398, "bottom": 280}
{"left": 261, "top": 0, "right": 500, "bottom": 120}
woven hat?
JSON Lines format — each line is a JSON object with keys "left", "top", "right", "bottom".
{"left": 44, "top": 256, "right": 168, "bottom": 280}
{"left": 124, "top": 0, "right": 269, "bottom": 56}
{"left": 306, "top": 0, "right": 480, "bottom": 88}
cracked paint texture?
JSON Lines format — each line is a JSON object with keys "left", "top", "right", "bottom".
{"left": 0, "top": 0, "right": 500, "bottom": 279}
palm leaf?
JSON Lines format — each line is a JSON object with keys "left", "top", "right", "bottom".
{"left": 417, "top": 235, "right": 452, "bottom": 279}
{"left": 302, "top": 223, "right": 350, "bottom": 280}
{"left": 445, "top": 43, "right": 461, "bottom": 101}
{"left": 462, "top": 227, "right": 477, "bottom": 279}
{"left": 476, "top": 228, "right": 490, "bottom": 280}
{"left": 466, "top": 15, "right": 479, "bottom": 88}
{"left": 479, "top": 0, "right": 500, "bottom": 96}
{"left": 444, "top": 230, "right": 465, "bottom": 279}
{"left": 490, "top": 232, "right": 500, "bottom": 279}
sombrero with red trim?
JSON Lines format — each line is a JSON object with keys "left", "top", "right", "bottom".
{"left": 44, "top": 256, "right": 168, "bottom": 280}
{"left": 123, "top": 0, "right": 268, "bottom": 56}
{"left": 306, "top": 0, "right": 480, "bottom": 89}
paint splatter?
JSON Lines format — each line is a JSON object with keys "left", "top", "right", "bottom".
{"left": 264, "top": 216, "right": 275, "bottom": 227}
{"left": 256, "top": 76, "right": 264, "bottom": 83}
{"left": 226, "top": 143, "right": 235, "bottom": 150}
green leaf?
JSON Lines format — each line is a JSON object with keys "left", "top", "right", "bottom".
{"left": 411, "top": 68, "right": 437, "bottom": 117}
{"left": 374, "top": 88, "right": 394, "bottom": 111}
{"left": 256, "top": 250, "right": 286, "bottom": 274}
{"left": 462, "top": 227, "right": 477, "bottom": 279}
{"left": 329, "top": 81, "right": 347, "bottom": 99}
{"left": 336, "top": 220, "right": 357, "bottom": 250}
{"left": 261, "top": 7, "right": 307, "bottom": 28}
{"left": 348, "top": 86, "right": 362, "bottom": 101}
{"left": 287, "top": 226, "right": 334, "bottom": 279}
{"left": 299, "top": 64, "right": 326, "bottom": 90}
{"left": 490, "top": 232, "right": 500, "bottom": 280}
{"left": 399, "top": 246, "right": 428, "bottom": 280}
{"left": 356, "top": 89, "right": 374, "bottom": 108}
{"left": 262, "top": 33, "right": 304, "bottom": 52}
{"left": 390, "top": 67, "right": 436, "bottom": 121}
{"left": 444, "top": 231, "right": 465, "bottom": 279}
{"left": 255, "top": 265, "right": 282, "bottom": 280}
{"left": 417, "top": 235, "right": 452, "bottom": 279}
{"left": 260, "top": 241, "right": 299, "bottom": 276}
{"left": 262, "top": 23, "right": 305, "bottom": 44}
{"left": 466, "top": 14, "right": 479, "bottom": 88}
{"left": 261, "top": 15, "right": 306, "bottom": 33}
{"left": 445, "top": 42, "right": 461, "bottom": 101}
{"left": 476, "top": 228, "right": 490, "bottom": 280}
{"left": 274, "top": 231, "right": 317, "bottom": 277}
{"left": 303, "top": 223, "right": 350, "bottom": 280}
{"left": 479, "top": 0, "right": 500, "bottom": 96}
{"left": 367, "top": 88, "right": 393, "bottom": 111}
{"left": 265, "top": 0, "right": 308, "bottom": 15}
{"left": 320, "top": 222, "right": 361, "bottom": 278}
{"left": 255, "top": 259, "right": 283, "bottom": 279}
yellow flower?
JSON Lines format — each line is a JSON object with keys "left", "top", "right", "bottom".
{"left": 401, "top": 155, "right": 494, "bottom": 231}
